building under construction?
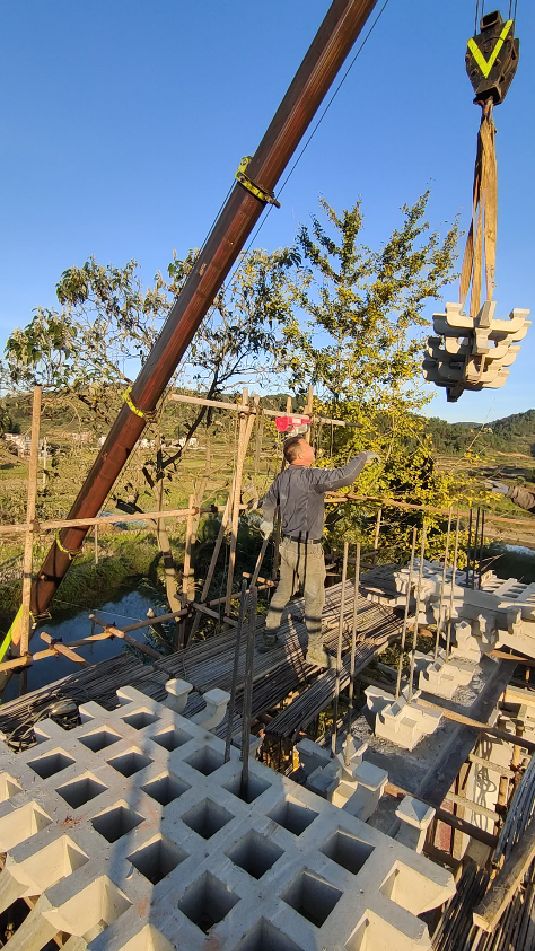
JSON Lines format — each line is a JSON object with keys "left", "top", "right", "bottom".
{"left": 0, "top": 2, "right": 533, "bottom": 949}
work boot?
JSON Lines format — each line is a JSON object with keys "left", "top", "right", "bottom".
{"left": 306, "top": 640, "right": 330, "bottom": 669}
{"left": 258, "top": 633, "right": 280, "bottom": 653}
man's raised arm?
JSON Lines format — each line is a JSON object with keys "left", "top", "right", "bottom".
{"left": 310, "top": 451, "right": 379, "bottom": 493}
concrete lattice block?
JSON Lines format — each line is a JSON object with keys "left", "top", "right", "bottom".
{"left": 395, "top": 797, "right": 436, "bottom": 853}
{"left": 0, "top": 682, "right": 455, "bottom": 951}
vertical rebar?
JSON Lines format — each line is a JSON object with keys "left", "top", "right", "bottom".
{"left": 478, "top": 508, "right": 486, "bottom": 588}
{"left": 466, "top": 506, "right": 473, "bottom": 587}
{"left": 408, "top": 520, "right": 426, "bottom": 700}
{"left": 445, "top": 514, "right": 461, "bottom": 658}
{"left": 240, "top": 585, "right": 257, "bottom": 798}
{"left": 332, "top": 541, "right": 349, "bottom": 757}
{"left": 395, "top": 527, "right": 417, "bottom": 700}
{"left": 435, "top": 507, "right": 452, "bottom": 660}
{"left": 225, "top": 580, "right": 247, "bottom": 763}
{"left": 346, "top": 542, "right": 361, "bottom": 739}
{"left": 472, "top": 506, "right": 481, "bottom": 589}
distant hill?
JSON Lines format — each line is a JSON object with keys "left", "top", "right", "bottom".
{"left": 426, "top": 409, "right": 535, "bottom": 457}
{"left": 1, "top": 390, "right": 533, "bottom": 459}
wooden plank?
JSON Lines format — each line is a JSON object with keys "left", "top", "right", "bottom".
{"left": 491, "top": 650, "right": 535, "bottom": 666}
{"left": 503, "top": 684, "right": 535, "bottom": 707}
{"left": 414, "top": 697, "right": 535, "bottom": 752}
{"left": 39, "top": 633, "right": 86, "bottom": 665}
{"left": 385, "top": 781, "right": 499, "bottom": 848}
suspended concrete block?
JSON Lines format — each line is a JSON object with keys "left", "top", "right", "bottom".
{"left": 423, "top": 299, "right": 530, "bottom": 402}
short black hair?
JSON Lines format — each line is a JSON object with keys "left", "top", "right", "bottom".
{"left": 283, "top": 435, "right": 305, "bottom": 464}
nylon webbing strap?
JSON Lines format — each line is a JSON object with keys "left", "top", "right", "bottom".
{"left": 55, "top": 532, "right": 78, "bottom": 559}
{"left": 236, "top": 156, "right": 281, "bottom": 208}
{"left": 123, "top": 385, "right": 156, "bottom": 422}
{"left": 459, "top": 100, "right": 498, "bottom": 317}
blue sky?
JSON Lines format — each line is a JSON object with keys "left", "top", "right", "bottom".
{"left": 0, "top": 0, "right": 533, "bottom": 423}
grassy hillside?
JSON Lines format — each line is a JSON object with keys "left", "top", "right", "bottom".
{"left": 426, "top": 409, "right": 535, "bottom": 459}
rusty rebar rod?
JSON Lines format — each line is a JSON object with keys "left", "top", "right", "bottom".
{"left": 395, "top": 526, "right": 417, "bottom": 700}
{"left": 331, "top": 541, "right": 349, "bottom": 757}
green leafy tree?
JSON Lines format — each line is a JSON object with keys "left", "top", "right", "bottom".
{"left": 281, "top": 193, "right": 480, "bottom": 557}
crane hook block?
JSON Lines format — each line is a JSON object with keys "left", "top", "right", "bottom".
{"left": 466, "top": 11, "right": 519, "bottom": 105}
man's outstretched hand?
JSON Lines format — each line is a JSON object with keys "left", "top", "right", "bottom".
{"left": 362, "top": 451, "right": 380, "bottom": 465}
{"left": 259, "top": 519, "right": 273, "bottom": 539}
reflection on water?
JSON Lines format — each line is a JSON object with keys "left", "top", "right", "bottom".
{"left": 2, "top": 587, "right": 162, "bottom": 702}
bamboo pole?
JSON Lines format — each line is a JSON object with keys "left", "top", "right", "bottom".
{"left": 473, "top": 820, "right": 535, "bottom": 931}
{"left": 183, "top": 493, "right": 195, "bottom": 602}
{"left": 17, "top": 386, "right": 42, "bottom": 657}
{"left": 167, "top": 390, "right": 344, "bottom": 426}
{"left": 325, "top": 494, "right": 534, "bottom": 530}
{"left": 373, "top": 507, "right": 382, "bottom": 561}
{"left": 0, "top": 506, "right": 199, "bottom": 537}
{"left": 2, "top": 493, "right": 531, "bottom": 537}
{"left": 304, "top": 384, "right": 314, "bottom": 444}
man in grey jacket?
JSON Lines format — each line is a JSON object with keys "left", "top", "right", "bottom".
{"left": 259, "top": 435, "right": 378, "bottom": 667}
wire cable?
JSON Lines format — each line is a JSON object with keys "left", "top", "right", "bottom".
{"left": 243, "top": 0, "right": 392, "bottom": 255}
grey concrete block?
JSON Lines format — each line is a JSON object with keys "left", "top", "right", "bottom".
{"left": 0, "top": 682, "right": 455, "bottom": 951}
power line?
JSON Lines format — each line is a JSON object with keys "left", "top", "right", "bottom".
{"left": 244, "top": 0, "right": 392, "bottom": 253}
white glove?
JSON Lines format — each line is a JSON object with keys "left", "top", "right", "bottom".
{"left": 362, "top": 451, "right": 380, "bottom": 465}
{"left": 259, "top": 519, "right": 273, "bottom": 539}
{"left": 485, "top": 480, "right": 509, "bottom": 496}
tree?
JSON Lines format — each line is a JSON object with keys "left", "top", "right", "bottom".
{"left": 280, "top": 193, "right": 479, "bottom": 557}
{"left": 3, "top": 248, "right": 298, "bottom": 457}
{"left": 2, "top": 248, "right": 299, "bottom": 621}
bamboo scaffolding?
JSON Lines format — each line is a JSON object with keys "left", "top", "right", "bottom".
{"left": 326, "top": 493, "right": 535, "bottom": 530}
{"left": 18, "top": 386, "right": 42, "bottom": 656}
{"left": 167, "top": 389, "right": 344, "bottom": 427}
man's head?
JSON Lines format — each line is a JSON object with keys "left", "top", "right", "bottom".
{"left": 283, "top": 436, "right": 316, "bottom": 467}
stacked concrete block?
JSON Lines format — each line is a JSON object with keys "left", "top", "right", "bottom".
{"left": 418, "top": 651, "right": 477, "bottom": 699}
{"left": 296, "top": 737, "right": 333, "bottom": 780}
{"left": 0, "top": 683, "right": 455, "bottom": 951}
{"left": 423, "top": 299, "right": 530, "bottom": 402}
{"left": 334, "top": 761, "right": 389, "bottom": 822}
{"left": 395, "top": 797, "right": 436, "bottom": 854}
{"left": 364, "top": 558, "right": 535, "bottom": 661}
{"left": 375, "top": 693, "right": 443, "bottom": 751}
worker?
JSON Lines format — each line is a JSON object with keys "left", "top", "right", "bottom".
{"left": 486, "top": 480, "right": 535, "bottom": 514}
{"left": 258, "top": 436, "right": 379, "bottom": 667}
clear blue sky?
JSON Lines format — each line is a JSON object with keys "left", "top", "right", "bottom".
{"left": 0, "top": 0, "right": 533, "bottom": 423}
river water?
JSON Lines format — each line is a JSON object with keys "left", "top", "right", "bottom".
{"left": 2, "top": 586, "right": 163, "bottom": 702}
